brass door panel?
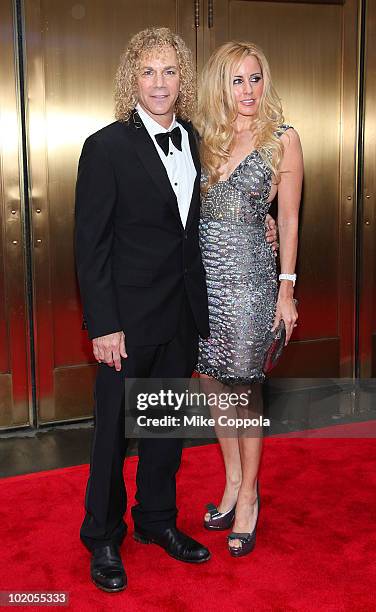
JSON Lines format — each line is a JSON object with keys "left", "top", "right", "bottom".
{"left": 18, "top": 0, "right": 369, "bottom": 424}
{"left": 0, "top": 0, "right": 30, "bottom": 428}
{"left": 360, "top": 0, "right": 376, "bottom": 377}
{"left": 23, "top": 0, "right": 198, "bottom": 423}
{"left": 198, "top": 0, "right": 359, "bottom": 377}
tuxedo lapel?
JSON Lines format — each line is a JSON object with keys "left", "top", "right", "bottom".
{"left": 178, "top": 118, "right": 201, "bottom": 231}
{"left": 182, "top": 119, "right": 201, "bottom": 176}
{"left": 126, "top": 110, "right": 182, "bottom": 224}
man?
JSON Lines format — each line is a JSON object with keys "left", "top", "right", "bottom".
{"left": 75, "top": 27, "right": 277, "bottom": 592}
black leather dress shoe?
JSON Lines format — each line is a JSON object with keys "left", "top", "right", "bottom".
{"left": 133, "top": 526, "right": 211, "bottom": 563}
{"left": 90, "top": 544, "right": 127, "bottom": 592}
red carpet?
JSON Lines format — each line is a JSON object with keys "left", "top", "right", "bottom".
{"left": 273, "top": 419, "right": 376, "bottom": 438}
{"left": 1, "top": 438, "right": 375, "bottom": 611}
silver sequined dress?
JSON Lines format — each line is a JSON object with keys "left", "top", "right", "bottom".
{"left": 196, "top": 125, "right": 292, "bottom": 385}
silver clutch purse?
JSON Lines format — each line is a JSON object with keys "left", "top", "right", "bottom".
{"left": 263, "top": 319, "right": 286, "bottom": 374}
{"left": 262, "top": 299, "right": 298, "bottom": 374}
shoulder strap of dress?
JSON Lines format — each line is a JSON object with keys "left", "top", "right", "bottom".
{"left": 275, "top": 124, "right": 293, "bottom": 138}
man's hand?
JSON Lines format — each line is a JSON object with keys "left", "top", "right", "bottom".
{"left": 265, "top": 213, "right": 279, "bottom": 254}
{"left": 92, "top": 331, "right": 127, "bottom": 371}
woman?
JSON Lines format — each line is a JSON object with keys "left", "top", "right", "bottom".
{"left": 194, "top": 41, "right": 303, "bottom": 557}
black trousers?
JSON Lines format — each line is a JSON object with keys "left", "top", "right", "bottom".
{"left": 80, "top": 296, "right": 199, "bottom": 551}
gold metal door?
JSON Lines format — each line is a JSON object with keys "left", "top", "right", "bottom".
{"left": 23, "top": 0, "right": 198, "bottom": 423}
{"left": 0, "top": 0, "right": 30, "bottom": 429}
{"left": 359, "top": 0, "right": 376, "bottom": 377}
{"left": 7, "top": 0, "right": 370, "bottom": 429}
{"left": 197, "top": 0, "right": 360, "bottom": 377}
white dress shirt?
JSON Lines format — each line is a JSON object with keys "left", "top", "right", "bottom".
{"left": 136, "top": 103, "right": 196, "bottom": 228}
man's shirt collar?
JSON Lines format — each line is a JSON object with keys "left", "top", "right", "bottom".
{"left": 136, "top": 103, "right": 177, "bottom": 136}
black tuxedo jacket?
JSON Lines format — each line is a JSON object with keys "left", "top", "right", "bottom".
{"left": 74, "top": 111, "right": 209, "bottom": 345}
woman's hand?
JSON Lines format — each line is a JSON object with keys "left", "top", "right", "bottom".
{"left": 271, "top": 295, "right": 298, "bottom": 345}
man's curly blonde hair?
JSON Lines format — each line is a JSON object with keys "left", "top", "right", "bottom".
{"left": 115, "top": 27, "right": 196, "bottom": 122}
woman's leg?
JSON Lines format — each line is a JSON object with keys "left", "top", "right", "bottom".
{"left": 228, "top": 382, "right": 263, "bottom": 549}
{"left": 199, "top": 374, "right": 242, "bottom": 520}
{"left": 205, "top": 437, "right": 242, "bottom": 518}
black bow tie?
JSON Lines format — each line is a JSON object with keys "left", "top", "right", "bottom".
{"left": 155, "top": 126, "right": 182, "bottom": 155}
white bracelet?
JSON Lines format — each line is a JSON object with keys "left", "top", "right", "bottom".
{"left": 279, "top": 273, "right": 296, "bottom": 287}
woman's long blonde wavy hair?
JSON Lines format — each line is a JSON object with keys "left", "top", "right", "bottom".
{"left": 115, "top": 27, "right": 195, "bottom": 122}
{"left": 194, "top": 41, "right": 285, "bottom": 191}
